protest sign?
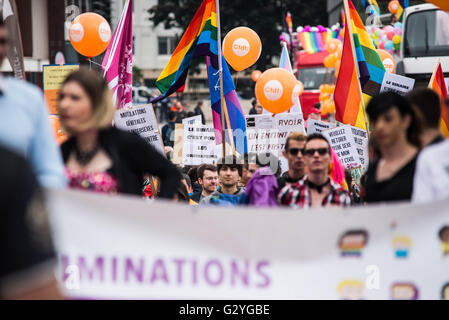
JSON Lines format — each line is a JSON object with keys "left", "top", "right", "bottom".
{"left": 380, "top": 73, "right": 415, "bottom": 95}
{"left": 349, "top": 125, "right": 369, "bottom": 172}
{"left": 182, "top": 125, "right": 220, "bottom": 165}
{"left": 322, "top": 126, "right": 362, "bottom": 169}
{"left": 43, "top": 64, "right": 80, "bottom": 114}
{"left": 182, "top": 115, "right": 202, "bottom": 126}
{"left": 114, "top": 105, "right": 164, "bottom": 154}
{"left": 246, "top": 113, "right": 305, "bottom": 172}
{"left": 48, "top": 188, "right": 449, "bottom": 300}
{"left": 172, "top": 124, "right": 184, "bottom": 164}
{"left": 306, "top": 119, "right": 336, "bottom": 135}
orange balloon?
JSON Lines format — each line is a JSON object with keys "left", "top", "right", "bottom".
{"left": 69, "top": 12, "right": 111, "bottom": 58}
{"left": 322, "top": 99, "right": 334, "bottom": 115}
{"left": 223, "top": 27, "right": 261, "bottom": 71}
{"left": 49, "top": 115, "right": 68, "bottom": 144}
{"left": 251, "top": 70, "right": 262, "bottom": 82}
{"left": 376, "top": 49, "right": 396, "bottom": 73}
{"left": 296, "top": 81, "right": 304, "bottom": 97}
{"left": 388, "top": 0, "right": 400, "bottom": 14}
{"left": 255, "top": 68, "right": 298, "bottom": 114}
{"left": 326, "top": 39, "right": 341, "bottom": 54}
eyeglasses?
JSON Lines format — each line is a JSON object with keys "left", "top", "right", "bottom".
{"left": 287, "top": 148, "right": 304, "bottom": 156}
{"left": 302, "top": 148, "right": 330, "bottom": 157}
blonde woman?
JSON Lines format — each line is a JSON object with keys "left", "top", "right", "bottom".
{"left": 58, "top": 68, "right": 180, "bottom": 198}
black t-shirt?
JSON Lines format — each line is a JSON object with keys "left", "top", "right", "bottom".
{"left": 0, "top": 145, "right": 55, "bottom": 294}
{"left": 363, "top": 154, "right": 419, "bottom": 203}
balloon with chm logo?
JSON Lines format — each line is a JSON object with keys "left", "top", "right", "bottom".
{"left": 389, "top": 0, "right": 400, "bottom": 14}
{"left": 377, "top": 49, "right": 396, "bottom": 73}
{"left": 223, "top": 27, "right": 262, "bottom": 72}
{"left": 69, "top": 12, "right": 111, "bottom": 58}
{"left": 255, "top": 68, "right": 298, "bottom": 114}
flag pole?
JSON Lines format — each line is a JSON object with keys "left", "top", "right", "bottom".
{"left": 215, "top": 0, "right": 236, "bottom": 157}
{"left": 428, "top": 58, "right": 441, "bottom": 88}
{"left": 343, "top": 0, "right": 370, "bottom": 137}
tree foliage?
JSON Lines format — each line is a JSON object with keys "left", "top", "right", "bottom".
{"left": 148, "top": 0, "right": 327, "bottom": 72}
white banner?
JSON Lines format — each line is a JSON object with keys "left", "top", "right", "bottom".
{"left": 380, "top": 73, "right": 415, "bottom": 96}
{"left": 306, "top": 119, "right": 336, "bottom": 136}
{"left": 246, "top": 113, "right": 305, "bottom": 172}
{"left": 182, "top": 125, "right": 220, "bottom": 165}
{"left": 47, "top": 188, "right": 449, "bottom": 300}
{"left": 182, "top": 115, "right": 202, "bottom": 126}
{"left": 322, "top": 126, "right": 362, "bottom": 169}
{"left": 114, "top": 105, "right": 164, "bottom": 154}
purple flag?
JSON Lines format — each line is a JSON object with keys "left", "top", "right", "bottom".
{"left": 102, "top": 0, "right": 133, "bottom": 110}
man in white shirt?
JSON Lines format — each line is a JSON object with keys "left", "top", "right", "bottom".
{"left": 412, "top": 98, "right": 449, "bottom": 203}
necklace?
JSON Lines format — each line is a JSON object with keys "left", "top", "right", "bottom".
{"left": 74, "top": 144, "right": 100, "bottom": 166}
{"left": 307, "top": 178, "right": 330, "bottom": 194}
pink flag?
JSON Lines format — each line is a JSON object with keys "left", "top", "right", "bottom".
{"left": 102, "top": 0, "right": 133, "bottom": 110}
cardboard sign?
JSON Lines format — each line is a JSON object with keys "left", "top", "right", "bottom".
{"left": 43, "top": 64, "right": 80, "bottom": 114}
{"left": 307, "top": 119, "right": 337, "bottom": 135}
{"left": 322, "top": 126, "right": 362, "bottom": 169}
{"left": 182, "top": 125, "right": 220, "bottom": 165}
{"left": 114, "top": 105, "right": 164, "bottom": 154}
{"left": 49, "top": 187, "right": 449, "bottom": 300}
{"left": 182, "top": 115, "right": 202, "bottom": 126}
{"left": 380, "top": 73, "right": 415, "bottom": 96}
{"left": 246, "top": 113, "right": 305, "bottom": 172}
{"left": 349, "top": 125, "right": 369, "bottom": 172}
{"left": 172, "top": 124, "right": 184, "bottom": 164}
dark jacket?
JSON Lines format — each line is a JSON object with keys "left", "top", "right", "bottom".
{"left": 194, "top": 106, "right": 206, "bottom": 125}
{"left": 61, "top": 127, "right": 181, "bottom": 198}
{"left": 161, "top": 121, "right": 176, "bottom": 147}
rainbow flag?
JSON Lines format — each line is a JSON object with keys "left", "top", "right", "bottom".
{"left": 286, "top": 12, "right": 293, "bottom": 34}
{"left": 206, "top": 56, "right": 247, "bottom": 155}
{"left": 428, "top": 62, "right": 449, "bottom": 137}
{"left": 151, "top": 0, "right": 217, "bottom": 102}
{"left": 334, "top": 21, "right": 367, "bottom": 130}
{"left": 348, "top": 0, "right": 385, "bottom": 103}
{"left": 297, "top": 30, "right": 339, "bottom": 54}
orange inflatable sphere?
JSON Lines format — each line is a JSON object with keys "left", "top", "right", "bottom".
{"left": 223, "top": 27, "right": 262, "bottom": 71}
{"left": 376, "top": 49, "right": 396, "bottom": 73}
{"left": 69, "top": 12, "right": 111, "bottom": 58}
{"left": 255, "top": 68, "right": 298, "bottom": 114}
{"left": 325, "top": 39, "right": 341, "bottom": 54}
{"left": 251, "top": 70, "right": 262, "bottom": 82}
{"left": 388, "top": 0, "right": 400, "bottom": 14}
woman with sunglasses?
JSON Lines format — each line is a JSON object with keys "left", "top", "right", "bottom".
{"left": 58, "top": 68, "right": 181, "bottom": 198}
{"left": 278, "top": 134, "right": 352, "bottom": 209}
{"left": 362, "top": 92, "right": 422, "bottom": 203}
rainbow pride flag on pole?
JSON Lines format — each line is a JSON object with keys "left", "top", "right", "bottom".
{"left": 428, "top": 61, "right": 449, "bottom": 137}
{"left": 334, "top": 19, "right": 367, "bottom": 130}
{"left": 151, "top": 0, "right": 217, "bottom": 102}
{"left": 348, "top": 0, "right": 385, "bottom": 104}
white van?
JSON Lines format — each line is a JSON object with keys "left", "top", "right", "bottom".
{"left": 132, "top": 86, "right": 157, "bottom": 104}
{"left": 398, "top": 4, "right": 449, "bottom": 85}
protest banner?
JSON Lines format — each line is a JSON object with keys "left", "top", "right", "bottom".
{"left": 349, "top": 125, "right": 369, "bottom": 172}
{"left": 43, "top": 64, "right": 80, "bottom": 114}
{"left": 182, "top": 125, "right": 220, "bottom": 165}
{"left": 380, "top": 73, "right": 415, "bottom": 96}
{"left": 114, "top": 105, "right": 164, "bottom": 154}
{"left": 306, "top": 119, "right": 337, "bottom": 135}
{"left": 172, "top": 123, "right": 184, "bottom": 164}
{"left": 246, "top": 113, "right": 305, "bottom": 172}
{"left": 48, "top": 188, "right": 449, "bottom": 300}
{"left": 322, "top": 126, "right": 362, "bottom": 169}
{"left": 182, "top": 115, "right": 202, "bottom": 126}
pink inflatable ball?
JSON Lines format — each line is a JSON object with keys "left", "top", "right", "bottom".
{"left": 394, "top": 27, "right": 402, "bottom": 35}
{"left": 304, "top": 25, "right": 311, "bottom": 32}
{"left": 387, "top": 31, "right": 395, "bottom": 40}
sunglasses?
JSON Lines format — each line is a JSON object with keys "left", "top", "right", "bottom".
{"left": 287, "top": 148, "right": 304, "bottom": 156}
{"left": 302, "top": 148, "right": 330, "bottom": 157}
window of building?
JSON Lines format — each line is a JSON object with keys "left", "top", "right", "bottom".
{"left": 158, "top": 36, "right": 176, "bottom": 55}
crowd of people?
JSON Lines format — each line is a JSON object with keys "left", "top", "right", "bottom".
{"left": 1, "top": 13, "right": 449, "bottom": 298}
